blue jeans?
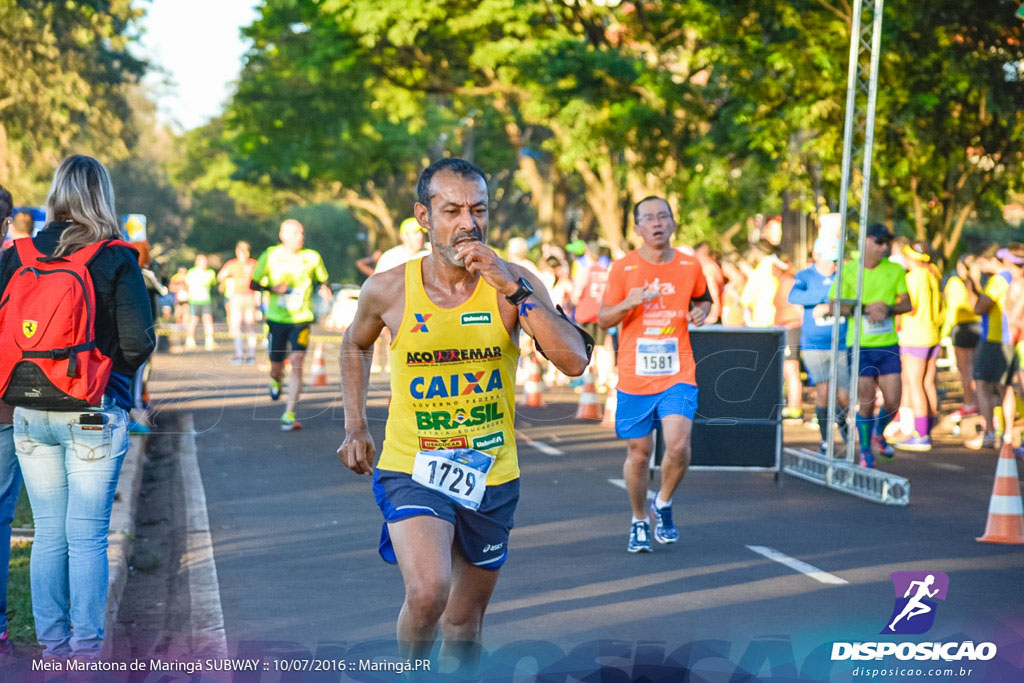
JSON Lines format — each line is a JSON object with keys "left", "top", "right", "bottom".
{"left": 0, "top": 423, "right": 22, "bottom": 635}
{"left": 13, "top": 407, "right": 128, "bottom": 657}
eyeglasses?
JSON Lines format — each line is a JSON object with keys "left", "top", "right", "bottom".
{"left": 637, "top": 212, "right": 673, "bottom": 225}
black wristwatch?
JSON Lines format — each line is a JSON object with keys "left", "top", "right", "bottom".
{"left": 505, "top": 277, "right": 534, "bottom": 305}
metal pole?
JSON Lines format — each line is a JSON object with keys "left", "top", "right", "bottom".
{"left": 826, "top": 0, "right": 885, "bottom": 465}
{"left": 825, "top": 0, "right": 865, "bottom": 465}
{"left": 846, "top": 1, "right": 886, "bottom": 463}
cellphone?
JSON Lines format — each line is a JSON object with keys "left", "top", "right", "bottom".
{"left": 79, "top": 413, "right": 106, "bottom": 426}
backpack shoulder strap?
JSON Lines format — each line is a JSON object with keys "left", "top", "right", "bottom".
{"left": 13, "top": 237, "right": 44, "bottom": 266}
{"left": 66, "top": 239, "right": 135, "bottom": 267}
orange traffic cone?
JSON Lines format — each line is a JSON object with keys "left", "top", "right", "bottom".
{"left": 520, "top": 353, "right": 546, "bottom": 407}
{"left": 311, "top": 341, "right": 328, "bottom": 387}
{"left": 601, "top": 376, "right": 617, "bottom": 428}
{"left": 575, "top": 363, "right": 602, "bottom": 419}
{"left": 976, "top": 442, "right": 1024, "bottom": 545}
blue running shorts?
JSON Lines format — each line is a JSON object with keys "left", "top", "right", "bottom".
{"left": 372, "top": 469, "right": 519, "bottom": 569}
{"left": 853, "top": 345, "right": 901, "bottom": 378}
{"left": 615, "top": 382, "right": 699, "bottom": 440}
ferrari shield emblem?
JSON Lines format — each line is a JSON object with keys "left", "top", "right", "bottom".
{"left": 22, "top": 320, "right": 38, "bottom": 338}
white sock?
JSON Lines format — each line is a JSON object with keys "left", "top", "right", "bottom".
{"left": 655, "top": 496, "right": 672, "bottom": 510}
{"left": 631, "top": 516, "right": 647, "bottom": 524}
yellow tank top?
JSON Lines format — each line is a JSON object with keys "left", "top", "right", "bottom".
{"left": 942, "top": 275, "right": 980, "bottom": 329}
{"left": 378, "top": 257, "right": 521, "bottom": 485}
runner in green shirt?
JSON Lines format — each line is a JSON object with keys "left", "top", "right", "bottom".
{"left": 829, "top": 224, "right": 911, "bottom": 467}
{"left": 251, "top": 219, "right": 329, "bottom": 430}
{"left": 185, "top": 254, "right": 217, "bottom": 351}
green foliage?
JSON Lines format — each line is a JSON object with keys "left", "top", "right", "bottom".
{"left": 285, "top": 203, "right": 366, "bottom": 283}
{"left": 0, "top": 0, "right": 146, "bottom": 202}
{"left": 109, "top": 158, "right": 188, "bottom": 253}
{"left": 7, "top": 544, "right": 33, "bottom": 645}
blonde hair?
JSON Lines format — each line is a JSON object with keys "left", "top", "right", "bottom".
{"left": 46, "top": 155, "right": 120, "bottom": 257}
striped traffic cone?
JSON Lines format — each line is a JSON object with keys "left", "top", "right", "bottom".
{"left": 601, "top": 376, "right": 617, "bottom": 428}
{"left": 575, "top": 363, "right": 602, "bottom": 419}
{"left": 520, "top": 353, "right": 546, "bottom": 407}
{"left": 976, "top": 442, "right": 1024, "bottom": 545}
{"left": 311, "top": 341, "right": 328, "bottom": 387}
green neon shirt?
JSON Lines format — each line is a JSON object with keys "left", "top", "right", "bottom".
{"left": 829, "top": 258, "right": 908, "bottom": 348}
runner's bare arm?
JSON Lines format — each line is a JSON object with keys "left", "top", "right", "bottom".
{"left": 510, "top": 266, "right": 590, "bottom": 376}
{"left": 597, "top": 286, "right": 647, "bottom": 329}
{"left": 892, "top": 292, "right": 912, "bottom": 315}
{"left": 457, "top": 242, "right": 589, "bottom": 376}
{"left": 337, "top": 273, "right": 396, "bottom": 475}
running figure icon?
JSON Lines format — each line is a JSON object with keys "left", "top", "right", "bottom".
{"left": 888, "top": 574, "right": 939, "bottom": 631}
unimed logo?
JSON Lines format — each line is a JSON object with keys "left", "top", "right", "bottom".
{"left": 882, "top": 571, "right": 948, "bottom": 635}
{"left": 461, "top": 312, "right": 491, "bottom": 325}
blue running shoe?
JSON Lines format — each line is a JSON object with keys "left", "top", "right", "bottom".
{"left": 627, "top": 521, "right": 652, "bottom": 553}
{"left": 650, "top": 502, "right": 679, "bottom": 544}
{"left": 128, "top": 421, "right": 151, "bottom": 436}
{"left": 269, "top": 378, "right": 282, "bottom": 401}
{"left": 859, "top": 452, "right": 875, "bottom": 468}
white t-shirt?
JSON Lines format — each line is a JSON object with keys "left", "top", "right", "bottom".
{"left": 374, "top": 245, "right": 431, "bottom": 274}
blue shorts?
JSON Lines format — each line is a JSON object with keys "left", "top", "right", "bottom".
{"left": 372, "top": 469, "right": 519, "bottom": 570}
{"left": 615, "top": 383, "right": 699, "bottom": 440}
{"left": 853, "top": 345, "right": 901, "bottom": 378}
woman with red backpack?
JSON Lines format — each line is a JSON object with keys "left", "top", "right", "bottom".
{"left": 0, "top": 155, "right": 154, "bottom": 660}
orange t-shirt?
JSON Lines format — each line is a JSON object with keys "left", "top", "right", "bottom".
{"left": 603, "top": 250, "right": 707, "bottom": 394}
{"left": 219, "top": 257, "right": 258, "bottom": 298}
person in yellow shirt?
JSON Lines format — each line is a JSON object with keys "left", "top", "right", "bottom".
{"left": 740, "top": 246, "right": 804, "bottom": 420}
{"left": 337, "top": 158, "right": 590, "bottom": 673}
{"left": 897, "top": 243, "right": 944, "bottom": 451}
{"left": 942, "top": 254, "right": 981, "bottom": 420}
{"left": 966, "top": 245, "right": 1021, "bottom": 449}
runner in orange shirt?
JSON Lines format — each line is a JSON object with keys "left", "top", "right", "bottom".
{"left": 599, "top": 196, "right": 712, "bottom": 553}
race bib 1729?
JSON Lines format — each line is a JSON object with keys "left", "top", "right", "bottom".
{"left": 411, "top": 448, "right": 495, "bottom": 510}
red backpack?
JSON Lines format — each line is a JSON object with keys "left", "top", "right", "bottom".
{"left": 0, "top": 238, "right": 129, "bottom": 409}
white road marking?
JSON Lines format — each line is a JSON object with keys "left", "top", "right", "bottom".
{"left": 932, "top": 462, "right": 966, "bottom": 472}
{"left": 746, "top": 545, "right": 848, "bottom": 585}
{"left": 179, "top": 413, "right": 229, "bottom": 658}
{"left": 608, "top": 478, "right": 656, "bottom": 501}
{"left": 520, "top": 434, "right": 564, "bottom": 456}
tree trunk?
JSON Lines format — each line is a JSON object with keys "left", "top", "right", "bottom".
{"left": 939, "top": 201, "right": 974, "bottom": 260}
{"left": 339, "top": 185, "right": 395, "bottom": 248}
{"left": 576, "top": 156, "right": 624, "bottom": 249}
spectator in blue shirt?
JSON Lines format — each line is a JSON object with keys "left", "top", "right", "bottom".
{"left": 789, "top": 237, "right": 850, "bottom": 453}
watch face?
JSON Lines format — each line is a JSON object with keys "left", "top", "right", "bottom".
{"left": 509, "top": 277, "right": 533, "bottom": 304}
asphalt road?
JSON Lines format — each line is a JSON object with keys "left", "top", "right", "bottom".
{"left": 142, "top": 344, "right": 1024, "bottom": 682}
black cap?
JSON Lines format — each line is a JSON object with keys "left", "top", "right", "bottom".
{"left": 866, "top": 223, "right": 893, "bottom": 242}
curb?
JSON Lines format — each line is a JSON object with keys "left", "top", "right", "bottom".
{"left": 102, "top": 432, "right": 147, "bottom": 658}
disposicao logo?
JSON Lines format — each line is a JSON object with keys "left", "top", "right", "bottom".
{"left": 831, "top": 571, "right": 997, "bottom": 663}
{"left": 882, "top": 571, "right": 948, "bottom": 635}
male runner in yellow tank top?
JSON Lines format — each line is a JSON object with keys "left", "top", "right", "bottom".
{"left": 337, "top": 158, "right": 590, "bottom": 672}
